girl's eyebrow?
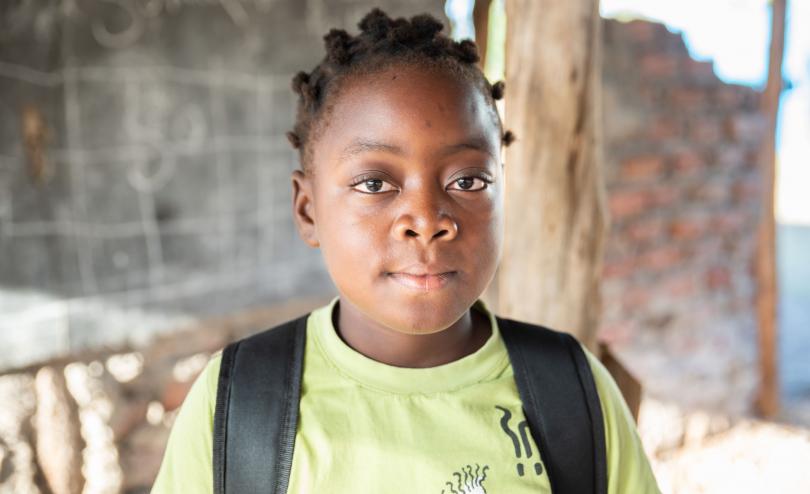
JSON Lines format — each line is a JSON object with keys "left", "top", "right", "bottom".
{"left": 340, "top": 139, "right": 404, "bottom": 160}
{"left": 437, "top": 136, "right": 494, "bottom": 159}
{"left": 340, "top": 136, "right": 495, "bottom": 161}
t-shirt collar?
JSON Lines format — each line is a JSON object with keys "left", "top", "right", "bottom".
{"left": 310, "top": 295, "right": 509, "bottom": 395}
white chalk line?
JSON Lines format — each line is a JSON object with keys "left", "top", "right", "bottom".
{"left": 0, "top": 61, "right": 289, "bottom": 90}
{"left": 63, "top": 67, "right": 99, "bottom": 294}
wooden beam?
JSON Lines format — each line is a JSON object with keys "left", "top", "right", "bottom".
{"left": 473, "top": 0, "right": 491, "bottom": 70}
{"left": 500, "top": 0, "right": 607, "bottom": 350}
{"left": 755, "top": 0, "right": 787, "bottom": 418}
{"left": 598, "top": 343, "right": 642, "bottom": 422}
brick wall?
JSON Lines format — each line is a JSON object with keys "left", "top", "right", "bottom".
{"left": 599, "top": 19, "right": 766, "bottom": 414}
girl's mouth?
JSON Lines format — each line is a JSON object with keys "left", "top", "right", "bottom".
{"left": 387, "top": 271, "right": 456, "bottom": 292}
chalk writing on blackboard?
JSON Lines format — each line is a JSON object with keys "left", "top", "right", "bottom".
{"left": 87, "top": 0, "right": 279, "bottom": 48}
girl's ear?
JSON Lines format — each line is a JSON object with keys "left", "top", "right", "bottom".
{"left": 291, "top": 169, "right": 319, "bottom": 248}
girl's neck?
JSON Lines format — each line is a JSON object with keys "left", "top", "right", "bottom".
{"left": 332, "top": 299, "right": 492, "bottom": 368}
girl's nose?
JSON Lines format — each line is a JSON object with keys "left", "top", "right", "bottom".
{"left": 392, "top": 189, "right": 458, "bottom": 244}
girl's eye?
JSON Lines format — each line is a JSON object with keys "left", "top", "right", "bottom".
{"left": 448, "top": 176, "right": 490, "bottom": 192}
{"left": 350, "top": 175, "right": 491, "bottom": 194}
{"left": 351, "top": 178, "right": 396, "bottom": 194}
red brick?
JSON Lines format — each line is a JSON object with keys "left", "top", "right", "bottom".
{"left": 694, "top": 237, "right": 724, "bottom": 261}
{"left": 728, "top": 295, "right": 754, "bottom": 312}
{"left": 639, "top": 245, "right": 682, "bottom": 271}
{"left": 603, "top": 240, "right": 629, "bottom": 263}
{"left": 627, "top": 217, "right": 665, "bottom": 243}
{"left": 715, "top": 146, "right": 746, "bottom": 170}
{"left": 725, "top": 114, "right": 767, "bottom": 142}
{"left": 706, "top": 266, "right": 731, "bottom": 289}
{"left": 689, "top": 118, "right": 723, "bottom": 143}
{"left": 672, "top": 150, "right": 704, "bottom": 176}
{"left": 598, "top": 322, "right": 634, "bottom": 346}
{"left": 689, "top": 180, "right": 731, "bottom": 204}
{"left": 741, "top": 91, "right": 762, "bottom": 111}
{"left": 662, "top": 273, "right": 698, "bottom": 298}
{"left": 671, "top": 88, "right": 705, "bottom": 109}
{"left": 731, "top": 176, "right": 761, "bottom": 203}
{"left": 684, "top": 59, "right": 716, "bottom": 81}
{"left": 641, "top": 54, "right": 679, "bottom": 78}
{"left": 716, "top": 87, "right": 744, "bottom": 108}
{"left": 710, "top": 210, "right": 748, "bottom": 233}
{"left": 648, "top": 118, "right": 680, "bottom": 140}
{"left": 622, "top": 287, "right": 652, "bottom": 311}
{"left": 639, "top": 86, "right": 666, "bottom": 104}
{"left": 659, "top": 28, "right": 687, "bottom": 51}
{"left": 624, "top": 20, "right": 658, "bottom": 42}
{"left": 647, "top": 185, "right": 679, "bottom": 208}
{"left": 609, "top": 189, "right": 649, "bottom": 220}
{"left": 744, "top": 149, "right": 761, "bottom": 169}
{"left": 620, "top": 155, "right": 665, "bottom": 182}
{"left": 721, "top": 235, "right": 749, "bottom": 256}
{"left": 602, "top": 257, "right": 636, "bottom": 279}
{"left": 669, "top": 215, "right": 706, "bottom": 240}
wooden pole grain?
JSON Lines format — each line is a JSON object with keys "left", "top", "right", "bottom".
{"left": 498, "top": 0, "right": 607, "bottom": 350}
{"left": 755, "top": 0, "right": 787, "bottom": 418}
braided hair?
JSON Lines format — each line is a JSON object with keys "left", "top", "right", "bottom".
{"left": 286, "top": 8, "right": 514, "bottom": 171}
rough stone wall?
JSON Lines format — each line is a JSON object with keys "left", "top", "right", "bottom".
{"left": 0, "top": 0, "right": 447, "bottom": 373}
{"left": 599, "top": 19, "right": 766, "bottom": 415}
{"left": 0, "top": 296, "right": 327, "bottom": 494}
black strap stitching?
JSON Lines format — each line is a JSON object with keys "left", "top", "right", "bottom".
{"left": 273, "top": 316, "right": 306, "bottom": 494}
{"left": 498, "top": 317, "right": 559, "bottom": 492}
{"left": 566, "top": 334, "right": 608, "bottom": 494}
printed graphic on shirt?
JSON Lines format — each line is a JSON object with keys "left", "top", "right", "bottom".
{"left": 495, "top": 405, "right": 544, "bottom": 477}
{"left": 440, "top": 464, "right": 489, "bottom": 494}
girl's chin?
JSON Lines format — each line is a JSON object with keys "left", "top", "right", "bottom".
{"left": 377, "top": 306, "right": 470, "bottom": 336}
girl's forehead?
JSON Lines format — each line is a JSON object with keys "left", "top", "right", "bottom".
{"left": 341, "top": 64, "right": 480, "bottom": 111}
{"left": 314, "top": 65, "right": 501, "bottom": 159}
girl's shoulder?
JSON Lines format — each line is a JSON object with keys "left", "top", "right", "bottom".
{"left": 152, "top": 352, "right": 222, "bottom": 494}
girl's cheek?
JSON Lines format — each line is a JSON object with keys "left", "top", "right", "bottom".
{"left": 461, "top": 195, "right": 500, "bottom": 217}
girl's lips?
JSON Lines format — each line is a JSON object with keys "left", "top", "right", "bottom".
{"left": 387, "top": 272, "right": 456, "bottom": 292}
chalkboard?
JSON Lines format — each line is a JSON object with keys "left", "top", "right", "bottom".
{"left": 0, "top": 0, "right": 446, "bottom": 371}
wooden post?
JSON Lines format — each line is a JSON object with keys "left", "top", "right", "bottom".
{"left": 499, "top": 0, "right": 607, "bottom": 350}
{"left": 755, "top": 0, "right": 787, "bottom": 418}
{"left": 598, "top": 343, "right": 642, "bottom": 422}
{"left": 473, "top": 0, "right": 491, "bottom": 70}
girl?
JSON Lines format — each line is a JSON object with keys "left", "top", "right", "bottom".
{"left": 152, "top": 8, "right": 660, "bottom": 493}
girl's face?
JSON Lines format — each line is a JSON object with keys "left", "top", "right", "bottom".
{"left": 291, "top": 63, "right": 504, "bottom": 335}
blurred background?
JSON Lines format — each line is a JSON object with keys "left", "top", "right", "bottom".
{"left": 0, "top": 0, "right": 807, "bottom": 492}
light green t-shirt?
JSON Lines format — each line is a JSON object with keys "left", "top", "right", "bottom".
{"left": 152, "top": 296, "right": 660, "bottom": 493}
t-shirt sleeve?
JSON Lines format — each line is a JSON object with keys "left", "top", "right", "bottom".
{"left": 582, "top": 345, "right": 661, "bottom": 494}
{"left": 151, "top": 353, "right": 222, "bottom": 494}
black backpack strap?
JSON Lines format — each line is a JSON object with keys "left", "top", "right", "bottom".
{"left": 497, "top": 316, "right": 607, "bottom": 494}
{"left": 213, "top": 314, "right": 308, "bottom": 494}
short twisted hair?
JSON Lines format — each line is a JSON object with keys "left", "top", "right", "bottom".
{"left": 286, "top": 8, "right": 514, "bottom": 171}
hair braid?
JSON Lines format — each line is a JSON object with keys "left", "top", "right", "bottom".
{"left": 286, "top": 8, "right": 514, "bottom": 170}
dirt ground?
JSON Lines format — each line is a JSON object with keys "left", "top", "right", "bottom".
{"left": 639, "top": 396, "right": 810, "bottom": 493}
